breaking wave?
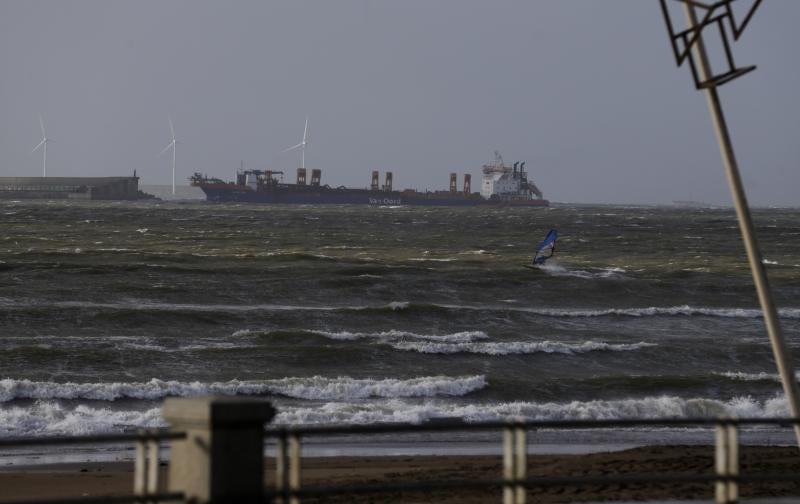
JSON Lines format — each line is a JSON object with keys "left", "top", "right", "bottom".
{"left": 277, "top": 395, "right": 790, "bottom": 425}
{"left": 0, "top": 394, "right": 790, "bottom": 436}
{"left": 0, "top": 402, "right": 163, "bottom": 437}
{"left": 0, "top": 375, "right": 487, "bottom": 403}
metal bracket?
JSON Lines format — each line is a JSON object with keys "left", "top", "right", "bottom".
{"left": 660, "top": 0, "right": 762, "bottom": 89}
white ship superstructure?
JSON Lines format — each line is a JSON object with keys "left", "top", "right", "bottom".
{"left": 480, "top": 151, "right": 543, "bottom": 202}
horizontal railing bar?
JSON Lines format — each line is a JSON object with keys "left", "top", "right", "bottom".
{"left": 2, "top": 418, "right": 797, "bottom": 449}
{"left": 265, "top": 472, "right": 800, "bottom": 498}
{"left": 0, "top": 491, "right": 184, "bottom": 504}
{"left": 0, "top": 431, "right": 185, "bottom": 448}
{"left": 265, "top": 416, "right": 800, "bottom": 436}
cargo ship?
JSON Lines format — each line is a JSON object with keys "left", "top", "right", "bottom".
{"left": 190, "top": 151, "right": 548, "bottom": 207}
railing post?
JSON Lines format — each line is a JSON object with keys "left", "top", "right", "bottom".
{"left": 163, "top": 396, "right": 275, "bottom": 503}
{"left": 514, "top": 426, "right": 527, "bottom": 504}
{"left": 276, "top": 431, "right": 288, "bottom": 504}
{"left": 133, "top": 429, "right": 147, "bottom": 497}
{"left": 503, "top": 426, "right": 514, "bottom": 504}
{"left": 503, "top": 423, "right": 527, "bottom": 504}
{"left": 715, "top": 421, "right": 739, "bottom": 504}
{"left": 289, "top": 433, "right": 302, "bottom": 504}
{"left": 147, "top": 429, "right": 160, "bottom": 496}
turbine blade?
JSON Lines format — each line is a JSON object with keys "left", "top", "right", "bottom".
{"left": 168, "top": 116, "right": 175, "bottom": 141}
{"left": 282, "top": 142, "right": 303, "bottom": 152}
{"left": 303, "top": 116, "right": 308, "bottom": 143}
{"left": 31, "top": 139, "right": 45, "bottom": 154}
{"left": 39, "top": 114, "right": 46, "bottom": 137}
{"left": 158, "top": 141, "right": 174, "bottom": 158}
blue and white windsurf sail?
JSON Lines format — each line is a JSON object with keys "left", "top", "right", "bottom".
{"left": 532, "top": 229, "right": 557, "bottom": 265}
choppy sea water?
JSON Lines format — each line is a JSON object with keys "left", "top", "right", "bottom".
{"left": 1, "top": 200, "right": 800, "bottom": 448}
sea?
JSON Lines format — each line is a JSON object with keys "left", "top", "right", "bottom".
{"left": 2, "top": 199, "right": 800, "bottom": 460}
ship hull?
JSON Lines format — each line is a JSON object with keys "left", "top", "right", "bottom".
{"left": 199, "top": 185, "right": 548, "bottom": 207}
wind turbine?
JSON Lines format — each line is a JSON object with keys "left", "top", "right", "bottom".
{"left": 283, "top": 116, "right": 309, "bottom": 169}
{"left": 31, "top": 115, "right": 49, "bottom": 177}
{"left": 158, "top": 116, "right": 177, "bottom": 196}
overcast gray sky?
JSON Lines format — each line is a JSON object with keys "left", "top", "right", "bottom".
{"left": 1, "top": 1, "right": 798, "bottom": 205}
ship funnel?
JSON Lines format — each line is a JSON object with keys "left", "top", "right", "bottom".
{"left": 296, "top": 168, "right": 307, "bottom": 185}
{"left": 311, "top": 169, "right": 321, "bottom": 187}
{"left": 463, "top": 173, "right": 471, "bottom": 194}
{"left": 383, "top": 172, "right": 393, "bottom": 192}
{"left": 449, "top": 173, "right": 457, "bottom": 193}
{"left": 513, "top": 162, "right": 518, "bottom": 177}
{"left": 371, "top": 171, "right": 380, "bottom": 191}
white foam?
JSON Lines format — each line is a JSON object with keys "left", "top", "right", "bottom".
{"left": 716, "top": 371, "right": 800, "bottom": 382}
{"left": 0, "top": 402, "right": 163, "bottom": 437}
{"left": 0, "top": 376, "right": 487, "bottom": 403}
{"left": 308, "top": 329, "right": 488, "bottom": 343}
{"left": 538, "top": 263, "right": 627, "bottom": 279}
{"left": 390, "top": 340, "right": 656, "bottom": 355}
{"left": 276, "top": 395, "right": 790, "bottom": 426}
{"left": 437, "top": 303, "right": 800, "bottom": 319}
{"left": 0, "top": 394, "right": 793, "bottom": 436}
{"left": 6, "top": 299, "right": 799, "bottom": 320}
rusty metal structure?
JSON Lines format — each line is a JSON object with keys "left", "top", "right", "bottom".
{"left": 383, "top": 171, "right": 393, "bottom": 192}
{"left": 296, "top": 168, "right": 306, "bottom": 185}
{"left": 463, "top": 173, "right": 471, "bottom": 194}
{"left": 370, "top": 170, "right": 379, "bottom": 191}
{"left": 449, "top": 173, "right": 457, "bottom": 193}
{"left": 660, "top": 0, "right": 800, "bottom": 449}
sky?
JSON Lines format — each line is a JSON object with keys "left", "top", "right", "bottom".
{"left": 1, "top": 0, "right": 798, "bottom": 205}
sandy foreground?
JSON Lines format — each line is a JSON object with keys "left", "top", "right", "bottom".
{"left": 1, "top": 446, "right": 799, "bottom": 503}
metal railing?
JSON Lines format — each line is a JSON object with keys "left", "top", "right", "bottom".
{"left": 0, "top": 429, "right": 185, "bottom": 504}
{"left": 265, "top": 417, "right": 800, "bottom": 504}
{"left": 2, "top": 411, "right": 800, "bottom": 504}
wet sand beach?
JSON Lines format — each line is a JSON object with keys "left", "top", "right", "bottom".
{"left": 2, "top": 445, "right": 800, "bottom": 503}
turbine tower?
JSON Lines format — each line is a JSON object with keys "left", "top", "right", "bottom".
{"left": 283, "top": 116, "right": 309, "bottom": 169}
{"left": 31, "top": 115, "right": 49, "bottom": 177}
{"left": 158, "top": 116, "right": 177, "bottom": 196}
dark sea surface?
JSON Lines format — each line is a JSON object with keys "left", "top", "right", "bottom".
{"left": 1, "top": 200, "right": 800, "bottom": 446}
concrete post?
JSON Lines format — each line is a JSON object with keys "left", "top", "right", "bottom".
{"left": 163, "top": 397, "right": 275, "bottom": 503}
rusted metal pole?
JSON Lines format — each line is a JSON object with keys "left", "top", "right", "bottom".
{"left": 683, "top": 3, "right": 800, "bottom": 447}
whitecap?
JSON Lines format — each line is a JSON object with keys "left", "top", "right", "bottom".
{"left": 0, "top": 375, "right": 487, "bottom": 403}
{"left": 309, "top": 329, "right": 488, "bottom": 343}
{"left": 275, "top": 394, "right": 790, "bottom": 426}
{"left": 389, "top": 340, "right": 656, "bottom": 355}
